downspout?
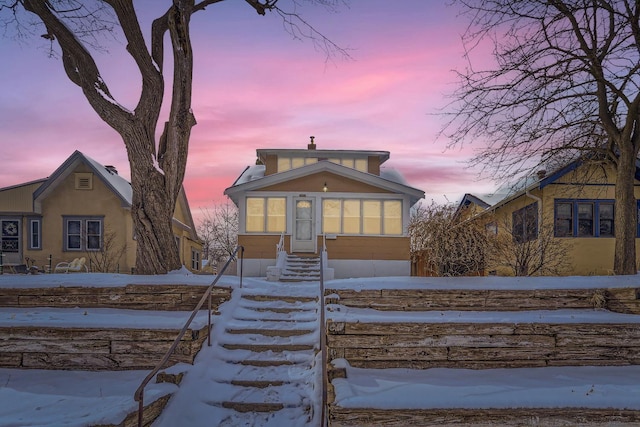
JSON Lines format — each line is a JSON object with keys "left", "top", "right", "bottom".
{"left": 525, "top": 188, "right": 543, "bottom": 274}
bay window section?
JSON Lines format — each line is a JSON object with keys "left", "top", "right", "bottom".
{"left": 245, "top": 197, "right": 286, "bottom": 233}
{"left": 363, "top": 200, "right": 381, "bottom": 234}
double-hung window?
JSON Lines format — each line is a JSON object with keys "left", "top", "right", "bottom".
{"left": 63, "top": 216, "right": 103, "bottom": 251}
{"left": 245, "top": 197, "right": 286, "bottom": 233}
{"left": 512, "top": 202, "right": 538, "bottom": 243}
{"left": 554, "top": 200, "right": 614, "bottom": 237}
{"left": 28, "top": 218, "right": 42, "bottom": 250}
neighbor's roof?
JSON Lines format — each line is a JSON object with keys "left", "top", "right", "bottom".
{"left": 34, "top": 150, "right": 132, "bottom": 207}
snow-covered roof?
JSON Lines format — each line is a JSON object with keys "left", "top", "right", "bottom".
{"left": 33, "top": 150, "right": 132, "bottom": 208}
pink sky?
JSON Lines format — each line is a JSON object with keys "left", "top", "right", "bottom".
{"left": 0, "top": 1, "right": 496, "bottom": 223}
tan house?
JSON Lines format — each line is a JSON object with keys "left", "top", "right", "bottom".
{"left": 0, "top": 151, "right": 202, "bottom": 273}
{"left": 224, "top": 139, "right": 424, "bottom": 279}
{"left": 461, "top": 159, "right": 640, "bottom": 276}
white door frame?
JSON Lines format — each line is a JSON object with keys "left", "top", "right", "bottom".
{"left": 291, "top": 197, "right": 316, "bottom": 253}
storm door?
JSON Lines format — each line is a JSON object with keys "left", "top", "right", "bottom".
{"left": 1, "top": 219, "right": 21, "bottom": 265}
{"left": 292, "top": 198, "right": 316, "bottom": 253}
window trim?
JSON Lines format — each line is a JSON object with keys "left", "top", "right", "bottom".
{"left": 554, "top": 199, "right": 615, "bottom": 238}
{"left": 63, "top": 216, "right": 104, "bottom": 251}
{"left": 245, "top": 196, "right": 287, "bottom": 234}
{"left": 191, "top": 248, "right": 201, "bottom": 271}
{"left": 512, "top": 202, "right": 538, "bottom": 243}
{"left": 28, "top": 217, "right": 42, "bottom": 250}
{"left": 322, "top": 198, "right": 403, "bottom": 236}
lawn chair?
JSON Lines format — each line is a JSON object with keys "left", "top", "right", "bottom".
{"left": 54, "top": 257, "right": 88, "bottom": 273}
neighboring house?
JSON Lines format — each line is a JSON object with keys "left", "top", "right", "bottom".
{"left": 460, "top": 159, "right": 640, "bottom": 276}
{"left": 224, "top": 139, "right": 424, "bottom": 279}
{"left": 0, "top": 151, "right": 202, "bottom": 273}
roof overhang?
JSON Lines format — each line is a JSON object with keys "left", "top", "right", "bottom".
{"left": 225, "top": 160, "right": 424, "bottom": 206}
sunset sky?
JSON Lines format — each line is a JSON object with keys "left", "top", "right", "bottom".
{"left": 0, "top": 0, "right": 496, "bottom": 222}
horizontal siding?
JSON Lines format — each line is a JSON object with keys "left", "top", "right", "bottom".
{"left": 325, "top": 236, "right": 409, "bottom": 260}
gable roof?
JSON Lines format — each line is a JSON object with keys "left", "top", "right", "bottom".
{"left": 224, "top": 160, "right": 424, "bottom": 206}
{"left": 461, "top": 157, "right": 640, "bottom": 214}
{"left": 33, "top": 150, "right": 132, "bottom": 211}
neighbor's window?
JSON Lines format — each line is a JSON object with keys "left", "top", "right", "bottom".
{"left": 512, "top": 202, "right": 538, "bottom": 243}
{"left": 63, "top": 217, "right": 103, "bottom": 251}
{"left": 29, "top": 218, "right": 41, "bottom": 250}
{"left": 322, "top": 199, "right": 402, "bottom": 235}
{"left": 555, "top": 199, "right": 614, "bottom": 238}
{"left": 191, "top": 249, "right": 200, "bottom": 270}
{"left": 246, "top": 197, "right": 286, "bottom": 233}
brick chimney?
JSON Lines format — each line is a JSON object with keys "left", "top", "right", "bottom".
{"left": 308, "top": 136, "right": 316, "bottom": 150}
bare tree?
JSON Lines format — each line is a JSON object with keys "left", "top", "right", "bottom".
{"left": 85, "top": 227, "right": 127, "bottom": 273}
{"left": 409, "top": 202, "right": 488, "bottom": 276}
{"left": 487, "top": 216, "right": 572, "bottom": 277}
{"left": 2, "top": 0, "right": 346, "bottom": 274}
{"left": 198, "top": 200, "right": 238, "bottom": 264}
{"left": 446, "top": 0, "right": 640, "bottom": 274}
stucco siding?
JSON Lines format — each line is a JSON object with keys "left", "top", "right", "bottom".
{"left": 38, "top": 164, "right": 131, "bottom": 272}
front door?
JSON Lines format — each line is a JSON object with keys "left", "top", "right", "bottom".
{"left": 292, "top": 198, "right": 316, "bottom": 253}
{"left": 1, "top": 219, "right": 22, "bottom": 265}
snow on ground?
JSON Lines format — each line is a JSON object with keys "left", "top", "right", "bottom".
{"left": 332, "top": 360, "right": 640, "bottom": 410}
{"left": 0, "top": 272, "right": 639, "bottom": 426}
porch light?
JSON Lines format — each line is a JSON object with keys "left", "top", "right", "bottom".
{"left": 323, "top": 182, "right": 328, "bottom": 192}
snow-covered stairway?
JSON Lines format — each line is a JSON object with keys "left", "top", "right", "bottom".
{"left": 280, "top": 255, "right": 321, "bottom": 282}
{"left": 154, "top": 278, "right": 322, "bottom": 427}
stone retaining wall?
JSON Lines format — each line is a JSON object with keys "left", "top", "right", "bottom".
{"left": 0, "top": 325, "right": 208, "bottom": 370}
{"left": 325, "top": 287, "right": 640, "bottom": 314}
{"left": 0, "top": 284, "right": 231, "bottom": 311}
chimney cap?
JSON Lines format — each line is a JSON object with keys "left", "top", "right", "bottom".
{"left": 308, "top": 136, "right": 316, "bottom": 150}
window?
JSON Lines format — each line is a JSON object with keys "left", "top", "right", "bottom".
{"left": 245, "top": 197, "right": 286, "bottom": 233}
{"left": 63, "top": 217, "right": 103, "bottom": 251}
{"left": 555, "top": 200, "right": 614, "bottom": 237}
{"left": 1, "top": 219, "right": 20, "bottom": 253}
{"left": 277, "top": 157, "right": 317, "bottom": 173}
{"left": 191, "top": 249, "right": 200, "bottom": 270}
{"left": 512, "top": 202, "right": 538, "bottom": 243}
{"left": 28, "top": 218, "right": 41, "bottom": 250}
{"left": 322, "top": 199, "right": 402, "bottom": 235}
{"left": 328, "top": 157, "right": 368, "bottom": 172}
{"left": 555, "top": 202, "right": 573, "bottom": 237}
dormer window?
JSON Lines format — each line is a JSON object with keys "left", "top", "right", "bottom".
{"left": 277, "top": 156, "right": 318, "bottom": 173}
{"left": 75, "top": 173, "right": 93, "bottom": 190}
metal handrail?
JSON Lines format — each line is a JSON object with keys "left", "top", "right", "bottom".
{"left": 276, "top": 231, "right": 285, "bottom": 256}
{"left": 319, "top": 244, "right": 327, "bottom": 427}
{"left": 134, "top": 245, "right": 244, "bottom": 427}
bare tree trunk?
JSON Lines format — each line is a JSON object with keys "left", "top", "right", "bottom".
{"left": 614, "top": 149, "right": 637, "bottom": 275}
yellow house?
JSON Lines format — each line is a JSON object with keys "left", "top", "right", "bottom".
{"left": 0, "top": 151, "right": 202, "bottom": 273}
{"left": 224, "top": 139, "right": 424, "bottom": 279}
{"left": 462, "top": 160, "right": 640, "bottom": 276}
